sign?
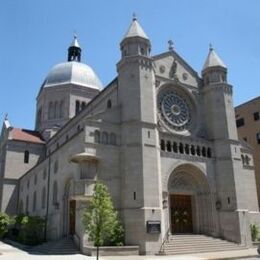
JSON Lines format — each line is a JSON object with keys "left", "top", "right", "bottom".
{"left": 146, "top": 221, "right": 161, "bottom": 234}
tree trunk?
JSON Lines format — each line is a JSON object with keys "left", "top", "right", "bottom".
{"left": 96, "top": 245, "right": 99, "bottom": 260}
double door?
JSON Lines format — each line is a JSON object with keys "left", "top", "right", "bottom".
{"left": 170, "top": 194, "right": 193, "bottom": 233}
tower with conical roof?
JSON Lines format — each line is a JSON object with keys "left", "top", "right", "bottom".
{"left": 202, "top": 45, "right": 237, "bottom": 140}
{"left": 201, "top": 46, "right": 251, "bottom": 245}
{"left": 117, "top": 16, "right": 162, "bottom": 254}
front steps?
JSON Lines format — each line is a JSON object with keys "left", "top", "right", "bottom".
{"left": 159, "top": 234, "right": 247, "bottom": 255}
{"left": 30, "top": 237, "right": 80, "bottom": 255}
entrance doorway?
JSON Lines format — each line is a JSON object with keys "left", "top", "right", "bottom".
{"left": 170, "top": 194, "right": 193, "bottom": 233}
{"left": 69, "top": 200, "right": 76, "bottom": 235}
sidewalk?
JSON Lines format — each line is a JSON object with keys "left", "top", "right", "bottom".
{"left": 102, "top": 248, "right": 259, "bottom": 259}
{"left": 0, "top": 240, "right": 258, "bottom": 259}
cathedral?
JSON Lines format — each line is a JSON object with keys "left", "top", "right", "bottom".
{"left": 0, "top": 17, "right": 259, "bottom": 255}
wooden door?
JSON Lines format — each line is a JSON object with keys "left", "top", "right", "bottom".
{"left": 171, "top": 194, "right": 193, "bottom": 233}
{"left": 69, "top": 200, "right": 76, "bottom": 235}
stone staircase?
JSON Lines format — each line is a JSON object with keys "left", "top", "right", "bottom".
{"left": 159, "top": 234, "right": 247, "bottom": 255}
{"left": 29, "top": 237, "right": 80, "bottom": 255}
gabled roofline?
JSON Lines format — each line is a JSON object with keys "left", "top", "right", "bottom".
{"left": 152, "top": 50, "right": 200, "bottom": 79}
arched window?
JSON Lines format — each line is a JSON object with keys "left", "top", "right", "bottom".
{"left": 59, "top": 101, "right": 64, "bottom": 118}
{"left": 173, "top": 142, "right": 178, "bottom": 153}
{"left": 207, "top": 147, "right": 212, "bottom": 158}
{"left": 160, "top": 140, "right": 165, "bottom": 151}
{"left": 75, "top": 100, "right": 80, "bottom": 115}
{"left": 49, "top": 102, "right": 54, "bottom": 119}
{"left": 54, "top": 101, "right": 59, "bottom": 119}
{"left": 245, "top": 155, "right": 250, "bottom": 165}
{"left": 24, "top": 150, "right": 29, "bottom": 164}
{"left": 54, "top": 160, "right": 59, "bottom": 174}
{"left": 241, "top": 154, "right": 245, "bottom": 165}
{"left": 196, "top": 146, "right": 201, "bottom": 156}
{"left": 94, "top": 130, "right": 100, "bottom": 143}
{"left": 43, "top": 169, "right": 47, "bottom": 180}
{"left": 34, "top": 174, "right": 37, "bottom": 185}
{"left": 179, "top": 143, "right": 184, "bottom": 154}
{"left": 185, "top": 144, "right": 190, "bottom": 155}
{"left": 33, "top": 191, "right": 37, "bottom": 212}
{"left": 110, "top": 133, "right": 117, "bottom": 145}
{"left": 202, "top": 147, "right": 206, "bottom": 157}
{"left": 36, "top": 107, "right": 42, "bottom": 128}
{"left": 107, "top": 99, "right": 112, "bottom": 109}
{"left": 81, "top": 101, "right": 86, "bottom": 110}
{"left": 42, "top": 187, "right": 46, "bottom": 209}
{"left": 102, "top": 132, "right": 108, "bottom": 144}
{"left": 19, "top": 200, "right": 24, "bottom": 214}
{"left": 191, "top": 145, "right": 195, "bottom": 156}
{"left": 53, "top": 181, "right": 58, "bottom": 205}
{"left": 166, "top": 141, "right": 172, "bottom": 152}
{"left": 26, "top": 195, "right": 29, "bottom": 213}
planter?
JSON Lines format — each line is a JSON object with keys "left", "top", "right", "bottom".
{"left": 83, "top": 245, "right": 139, "bottom": 256}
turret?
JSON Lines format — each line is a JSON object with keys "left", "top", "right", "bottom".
{"left": 202, "top": 44, "right": 227, "bottom": 86}
{"left": 201, "top": 45, "right": 237, "bottom": 140}
{"left": 117, "top": 17, "right": 162, "bottom": 254}
{"left": 120, "top": 15, "right": 151, "bottom": 58}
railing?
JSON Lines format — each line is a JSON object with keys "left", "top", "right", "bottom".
{"left": 159, "top": 227, "right": 171, "bottom": 255}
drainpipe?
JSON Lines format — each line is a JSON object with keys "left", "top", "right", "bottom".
{"left": 44, "top": 152, "right": 51, "bottom": 241}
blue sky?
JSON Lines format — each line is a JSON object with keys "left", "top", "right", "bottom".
{"left": 0, "top": 0, "right": 259, "bottom": 129}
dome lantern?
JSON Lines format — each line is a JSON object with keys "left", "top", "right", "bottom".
{"left": 68, "top": 34, "right": 81, "bottom": 62}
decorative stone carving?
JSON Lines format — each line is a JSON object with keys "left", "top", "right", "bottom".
{"left": 159, "top": 65, "right": 166, "bottom": 74}
{"left": 182, "top": 73, "right": 188, "bottom": 81}
{"left": 169, "top": 60, "right": 177, "bottom": 78}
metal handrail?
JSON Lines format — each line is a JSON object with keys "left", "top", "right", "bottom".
{"left": 159, "top": 227, "right": 171, "bottom": 254}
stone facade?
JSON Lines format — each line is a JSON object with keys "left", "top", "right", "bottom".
{"left": 0, "top": 18, "right": 259, "bottom": 255}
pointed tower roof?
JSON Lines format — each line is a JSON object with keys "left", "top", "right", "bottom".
{"left": 70, "top": 34, "right": 80, "bottom": 48}
{"left": 203, "top": 45, "right": 227, "bottom": 70}
{"left": 123, "top": 16, "right": 149, "bottom": 40}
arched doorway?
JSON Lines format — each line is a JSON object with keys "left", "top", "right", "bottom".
{"left": 168, "top": 164, "right": 214, "bottom": 235}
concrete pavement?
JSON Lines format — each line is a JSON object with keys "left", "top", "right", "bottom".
{"left": 0, "top": 240, "right": 259, "bottom": 260}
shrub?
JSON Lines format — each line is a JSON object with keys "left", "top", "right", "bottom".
{"left": 250, "top": 223, "right": 259, "bottom": 242}
{"left": 0, "top": 212, "right": 14, "bottom": 239}
{"left": 16, "top": 215, "right": 45, "bottom": 245}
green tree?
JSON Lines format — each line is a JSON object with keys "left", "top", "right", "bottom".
{"left": 82, "top": 182, "right": 124, "bottom": 259}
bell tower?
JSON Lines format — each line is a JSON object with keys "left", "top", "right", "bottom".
{"left": 201, "top": 46, "right": 251, "bottom": 245}
{"left": 117, "top": 16, "right": 162, "bottom": 254}
{"left": 202, "top": 45, "right": 237, "bottom": 140}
